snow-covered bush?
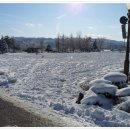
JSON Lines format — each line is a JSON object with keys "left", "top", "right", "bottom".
{"left": 103, "top": 72, "right": 127, "bottom": 89}
{"left": 79, "top": 78, "right": 112, "bottom": 91}
{"left": 116, "top": 87, "right": 130, "bottom": 97}
{"left": 117, "top": 100, "right": 130, "bottom": 113}
{"left": 89, "top": 78, "right": 112, "bottom": 86}
{"left": 90, "top": 83, "right": 117, "bottom": 97}
{"left": 79, "top": 79, "right": 90, "bottom": 91}
{"left": 77, "top": 72, "right": 130, "bottom": 111}
{"left": 81, "top": 94, "right": 113, "bottom": 109}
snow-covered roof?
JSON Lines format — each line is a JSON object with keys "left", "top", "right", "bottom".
{"left": 103, "top": 72, "right": 127, "bottom": 82}
{"left": 90, "top": 83, "right": 117, "bottom": 95}
{"left": 116, "top": 87, "right": 130, "bottom": 97}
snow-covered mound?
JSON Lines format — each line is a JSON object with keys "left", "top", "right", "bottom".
{"left": 7, "top": 73, "right": 17, "bottom": 83}
{"left": 0, "top": 68, "right": 8, "bottom": 75}
{"left": 89, "top": 78, "right": 112, "bottom": 87}
{"left": 117, "top": 100, "right": 130, "bottom": 113}
{"left": 81, "top": 94, "right": 113, "bottom": 108}
{"left": 79, "top": 78, "right": 111, "bottom": 92}
{"left": 116, "top": 87, "right": 130, "bottom": 97}
{"left": 103, "top": 72, "right": 127, "bottom": 88}
{"left": 0, "top": 70, "right": 5, "bottom": 75}
{"left": 90, "top": 83, "right": 117, "bottom": 96}
{"left": 103, "top": 72, "right": 127, "bottom": 82}
{"left": 0, "top": 79, "right": 8, "bottom": 86}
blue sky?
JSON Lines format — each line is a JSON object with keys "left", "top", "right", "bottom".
{"left": 0, "top": 3, "right": 128, "bottom": 41}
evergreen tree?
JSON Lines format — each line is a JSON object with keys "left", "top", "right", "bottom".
{"left": 0, "top": 39, "right": 8, "bottom": 54}
{"left": 45, "top": 44, "right": 52, "bottom": 52}
{"left": 93, "top": 40, "right": 98, "bottom": 51}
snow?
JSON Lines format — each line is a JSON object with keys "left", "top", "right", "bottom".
{"left": 79, "top": 78, "right": 112, "bottom": 92}
{"left": 103, "top": 72, "right": 127, "bottom": 88}
{"left": 90, "top": 83, "right": 117, "bottom": 96}
{"left": 0, "top": 78, "right": 8, "bottom": 86}
{"left": 117, "top": 100, "right": 130, "bottom": 113}
{"left": 103, "top": 72, "right": 127, "bottom": 82}
{"left": 0, "top": 70, "right": 5, "bottom": 75}
{"left": 7, "top": 73, "right": 17, "bottom": 83}
{"left": 0, "top": 52, "right": 130, "bottom": 126}
{"left": 116, "top": 87, "right": 130, "bottom": 97}
{"left": 89, "top": 78, "right": 112, "bottom": 86}
{"left": 79, "top": 78, "right": 90, "bottom": 92}
{"left": 81, "top": 94, "right": 113, "bottom": 109}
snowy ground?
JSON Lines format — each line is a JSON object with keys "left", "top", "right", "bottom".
{"left": 0, "top": 51, "right": 130, "bottom": 126}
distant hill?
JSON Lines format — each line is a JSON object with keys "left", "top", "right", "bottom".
{"left": 14, "top": 37, "right": 56, "bottom": 48}
{"left": 14, "top": 37, "right": 125, "bottom": 50}
{"left": 104, "top": 39, "right": 125, "bottom": 50}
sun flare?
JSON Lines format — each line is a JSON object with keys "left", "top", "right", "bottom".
{"left": 69, "top": 3, "right": 83, "bottom": 14}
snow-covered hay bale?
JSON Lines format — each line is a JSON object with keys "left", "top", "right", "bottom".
{"left": 103, "top": 72, "right": 127, "bottom": 89}
{"left": 81, "top": 95, "right": 113, "bottom": 108}
{"left": 116, "top": 87, "right": 130, "bottom": 97}
{"left": 90, "top": 83, "right": 117, "bottom": 96}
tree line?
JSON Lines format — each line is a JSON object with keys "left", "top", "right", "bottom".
{"left": 0, "top": 35, "right": 107, "bottom": 54}
{"left": 55, "top": 33, "right": 106, "bottom": 52}
{"left": 0, "top": 36, "right": 19, "bottom": 54}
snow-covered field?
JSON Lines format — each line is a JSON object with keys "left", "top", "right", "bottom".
{"left": 1, "top": 51, "right": 130, "bottom": 127}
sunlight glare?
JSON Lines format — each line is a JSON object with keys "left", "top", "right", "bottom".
{"left": 69, "top": 3, "right": 83, "bottom": 15}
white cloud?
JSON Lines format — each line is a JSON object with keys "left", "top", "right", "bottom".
{"left": 37, "top": 23, "right": 43, "bottom": 27}
{"left": 25, "top": 23, "right": 35, "bottom": 27}
{"left": 57, "top": 14, "right": 66, "bottom": 20}
{"left": 87, "top": 26, "right": 95, "bottom": 30}
{"left": 25, "top": 23, "right": 43, "bottom": 28}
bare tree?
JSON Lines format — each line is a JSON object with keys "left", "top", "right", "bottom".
{"left": 96, "top": 37, "right": 106, "bottom": 51}
{"left": 61, "top": 34, "right": 65, "bottom": 52}
{"left": 56, "top": 34, "right": 60, "bottom": 52}
{"left": 69, "top": 34, "right": 75, "bottom": 52}
{"left": 40, "top": 41, "right": 45, "bottom": 53}
{"left": 82, "top": 36, "right": 92, "bottom": 52}
{"left": 76, "top": 31, "right": 82, "bottom": 51}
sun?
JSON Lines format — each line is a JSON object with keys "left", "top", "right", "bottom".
{"left": 69, "top": 3, "right": 83, "bottom": 15}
